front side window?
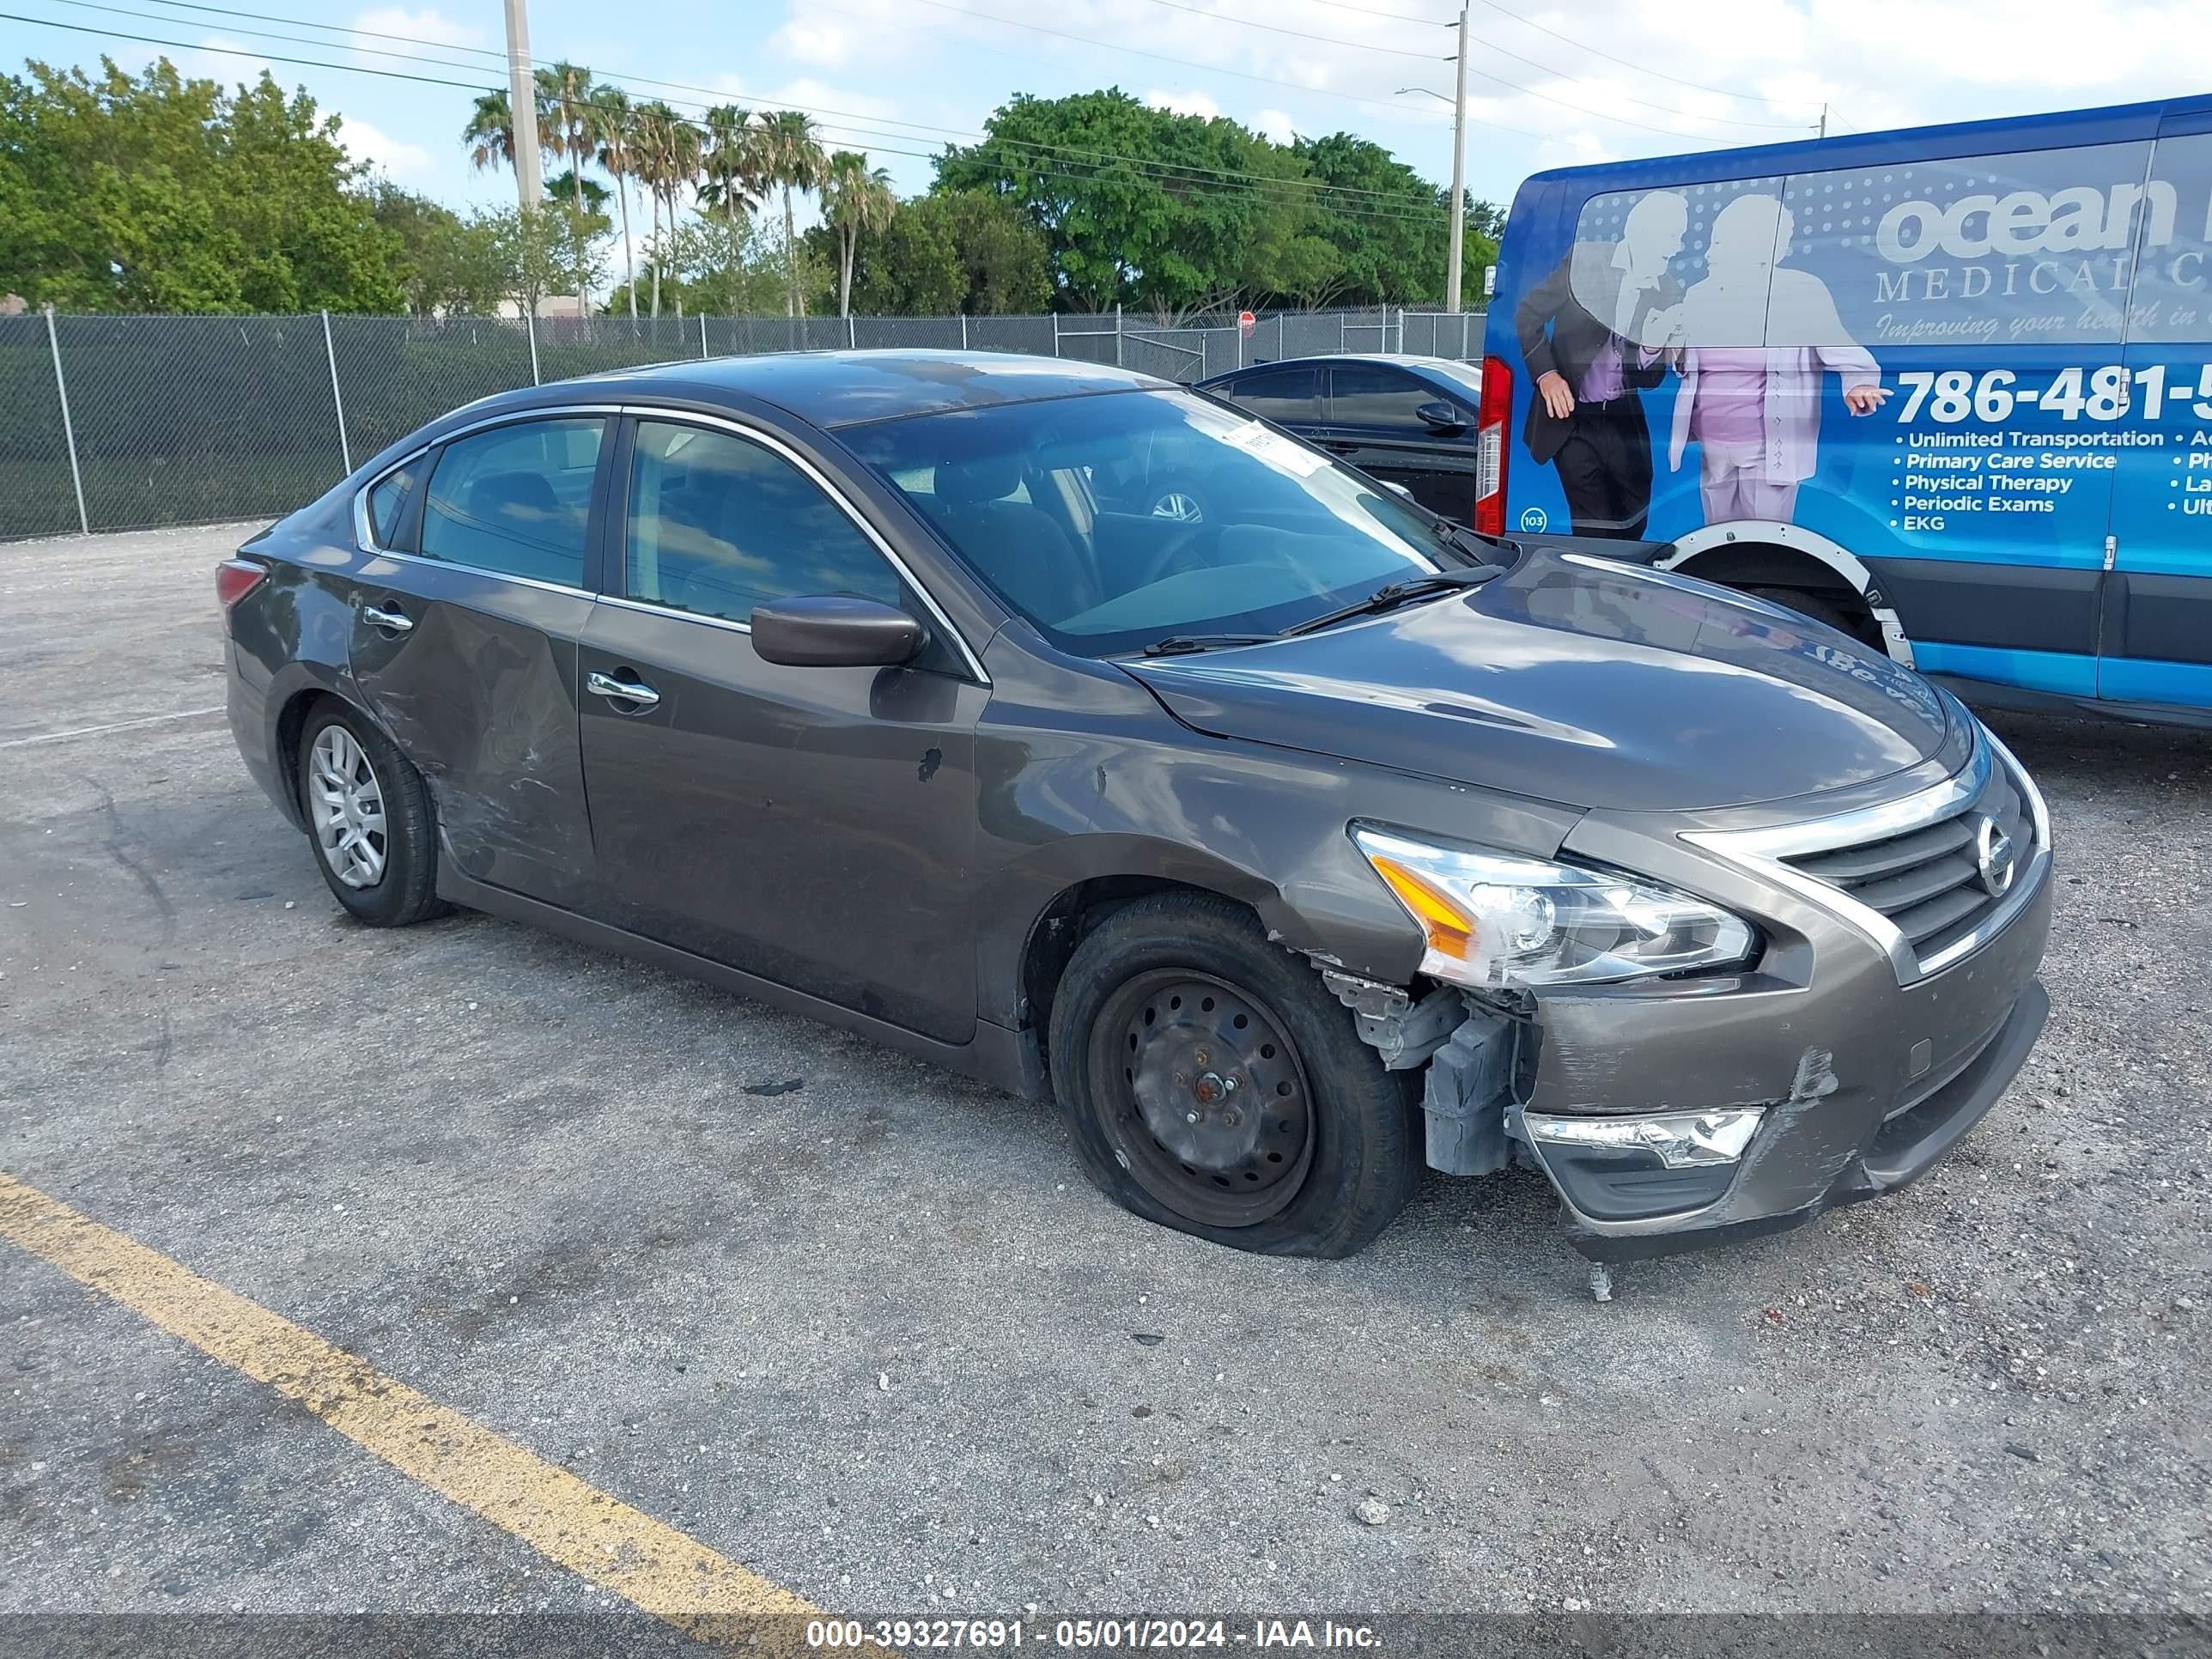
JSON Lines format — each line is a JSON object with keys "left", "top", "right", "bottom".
{"left": 1218, "top": 364, "right": 1321, "bottom": 424}
{"left": 844, "top": 388, "right": 1447, "bottom": 659}
{"left": 421, "top": 417, "right": 604, "bottom": 586}
{"left": 1329, "top": 363, "right": 1441, "bottom": 431}
{"left": 624, "top": 420, "right": 902, "bottom": 624}
{"left": 364, "top": 458, "right": 426, "bottom": 549}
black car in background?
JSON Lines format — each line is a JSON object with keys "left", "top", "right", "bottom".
{"left": 1196, "top": 354, "right": 1486, "bottom": 522}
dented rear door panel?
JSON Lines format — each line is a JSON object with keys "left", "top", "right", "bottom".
{"left": 347, "top": 557, "right": 598, "bottom": 908}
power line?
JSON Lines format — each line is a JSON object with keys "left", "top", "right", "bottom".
{"left": 0, "top": 9, "right": 1465, "bottom": 230}
{"left": 1118, "top": 0, "right": 1805, "bottom": 130}
{"left": 894, "top": 0, "right": 1471, "bottom": 120}
{"left": 130, "top": 0, "right": 504, "bottom": 58}
{"left": 1120, "top": 0, "right": 1448, "bottom": 61}
{"left": 84, "top": 0, "right": 1485, "bottom": 205}
{"left": 1463, "top": 0, "right": 1819, "bottom": 112}
{"left": 911, "top": 0, "right": 1778, "bottom": 142}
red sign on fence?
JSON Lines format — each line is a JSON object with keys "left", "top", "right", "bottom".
{"left": 1237, "top": 310, "right": 1256, "bottom": 337}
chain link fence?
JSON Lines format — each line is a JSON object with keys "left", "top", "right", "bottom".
{"left": 0, "top": 306, "right": 1484, "bottom": 542}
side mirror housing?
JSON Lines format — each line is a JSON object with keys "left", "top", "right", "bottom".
{"left": 750, "top": 594, "right": 926, "bottom": 668}
{"left": 1416, "top": 399, "right": 1468, "bottom": 434}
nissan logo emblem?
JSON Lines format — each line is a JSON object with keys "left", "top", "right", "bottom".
{"left": 1975, "top": 816, "right": 2018, "bottom": 897}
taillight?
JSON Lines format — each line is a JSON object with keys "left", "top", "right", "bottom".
{"left": 1473, "top": 354, "right": 1510, "bottom": 537}
{"left": 216, "top": 557, "right": 267, "bottom": 608}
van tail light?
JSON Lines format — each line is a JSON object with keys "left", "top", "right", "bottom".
{"left": 216, "top": 557, "right": 267, "bottom": 609}
{"left": 1473, "top": 354, "right": 1510, "bottom": 537}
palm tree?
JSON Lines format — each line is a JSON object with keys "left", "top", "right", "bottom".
{"left": 751, "top": 110, "right": 828, "bottom": 320}
{"left": 534, "top": 61, "right": 595, "bottom": 307}
{"left": 699, "top": 104, "right": 760, "bottom": 228}
{"left": 462, "top": 88, "right": 515, "bottom": 177}
{"left": 631, "top": 101, "right": 698, "bottom": 318}
{"left": 822, "top": 151, "right": 895, "bottom": 319}
{"left": 588, "top": 83, "right": 640, "bottom": 318}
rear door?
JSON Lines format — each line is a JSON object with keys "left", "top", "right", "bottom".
{"left": 2102, "top": 116, "right": 2212, "bottom": 710}
{"left": 346, "top": 412, "right": 610, "bottom": 908}
{"left": 575, "top": 412, "right": 987, "bottom": 1043}
{"left": 1321, "top": 362, "right": 1478, "bottom": 518}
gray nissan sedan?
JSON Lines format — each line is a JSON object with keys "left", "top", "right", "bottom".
{"left": 220, "top": 350, "right": 2052, "bottom": 1261}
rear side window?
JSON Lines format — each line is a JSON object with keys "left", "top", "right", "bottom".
{"left": 421, "top": 417, "right": 605, "bottom": 587}
{"left": 1328, "top": 363, "right": 1435, "bottom": 431}
{"left": 1218, "top": 364, "right": 1321, "bottom": 423}
{"left": 624, "top": 419, "right": 902, "bottom": 625}
{"left": 364, "top": 459, "right": 425, "bottom": 550}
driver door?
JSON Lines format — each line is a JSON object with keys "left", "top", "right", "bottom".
{"left": 576, "top": 413, "right": 989, "bottom": 1043}
{"left": 1320, "top": 362, "right": 1479, "bottom": 520}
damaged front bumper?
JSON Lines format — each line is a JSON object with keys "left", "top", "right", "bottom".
{"left": 1329, "top": 767, "right": 2056, "bottom": 1263}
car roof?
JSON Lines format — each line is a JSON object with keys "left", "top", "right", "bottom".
{"left": 557, "top": 348, "right": 1177, "bottom": 429}
{"left": 1196, "top": 353, "right": 1480, "bottom": 386}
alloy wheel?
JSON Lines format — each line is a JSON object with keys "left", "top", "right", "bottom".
{"left": 308, "top": 724, "right": 387, "bottom": 890}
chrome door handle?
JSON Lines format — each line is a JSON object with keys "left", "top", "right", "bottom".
{"left": 362, "top": 603, "right": 412, "bottom": 633}
{"left": 587, "top": 670, "right": 660, "bottom": 708}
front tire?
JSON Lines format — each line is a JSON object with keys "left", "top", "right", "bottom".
{"left": 1744, "top": 584, "right": 1881, "bottom": 649}
{"left": 297, "top": 697, "right": 447, "bottom": 927}
{"left": 1047, "top": 893, "right": 1420, "bottom": 1258}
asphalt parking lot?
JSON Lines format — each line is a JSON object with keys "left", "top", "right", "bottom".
{"left": 3, "top": 523, "right": 2209, "bottom": 1631}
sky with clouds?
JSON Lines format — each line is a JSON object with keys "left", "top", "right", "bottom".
{"left": 3, "top": 0, "right": 2210, "bottom": 234}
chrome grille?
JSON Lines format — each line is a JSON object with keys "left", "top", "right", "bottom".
{"left": 1780, "top": 744, "right": 2036, "bottom": 971}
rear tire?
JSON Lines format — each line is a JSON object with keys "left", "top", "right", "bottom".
{"left": 1047, "top": 892, "right": 1420, "bottom": 1258}
{"left": 297, "top": 697, "right": 448, "bottom": 927}
{"left": 1744, "top": 584, "right": 1879, "bottom": 648}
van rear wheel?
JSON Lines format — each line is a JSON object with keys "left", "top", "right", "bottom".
{"left": 1047, "top": 892, "right": 1420, "bottom": 1258}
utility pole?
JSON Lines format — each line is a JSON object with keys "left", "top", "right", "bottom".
{"left": 503, "top": 0, "right": 543, "bottom": 216}
{"left": 1445, "top": 5, "right": 1469, "bottom": 314}
{"left": 1818, "top": 102, "right": 1828, "bottom": 139}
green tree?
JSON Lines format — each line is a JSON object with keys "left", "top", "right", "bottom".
{"left": 821, "top": 151, "right": 894, "bottom": 319}
{"left": 0, "top": 56, "right": 404, "bottom": 312}
{"left": 630, "top": 100, "right": 699, "bottom": 317}
{"left": 935, "top": 88, "right": 1339, "bottom": 315}
{"left": 461, "top": 88, "right": 514, "bottom": 178}
{"left": 534, "top": 61, "right": 596, "bottom": 304}
{"left": 1290, "top": 131, "right": 1454, "bottom": 307}
{"left": 814, "top": 191, "right": 1051, "bottom": 316}
{"left": 588, "top": 82, "right": 640, "bottom": 319}
{"left": 699, "top": 104, "right": 759, "bottom": 228}
{"left": 368, "top": 182, "right": 504, "bottom": 314}
{"left": 481, "top": 202, "right": 605, "bottom": 317}
{"left": 750, "top": 110, "right": 827, "bottom": 320}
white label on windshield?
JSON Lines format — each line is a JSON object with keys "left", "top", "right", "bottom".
{"left": 1222, "top": 420, "right": 1328, "bottom": 477}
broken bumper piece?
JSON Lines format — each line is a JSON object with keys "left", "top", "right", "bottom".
{"left": 1520, "top": 1109, "right": 1764, "bottom": 1223}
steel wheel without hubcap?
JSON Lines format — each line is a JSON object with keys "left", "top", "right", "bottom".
{"left": 1103, "top": 969, "right": 1315, "bottom": 1228}
{"left": 308, "top": 724, "right": 387, "bottom": 890}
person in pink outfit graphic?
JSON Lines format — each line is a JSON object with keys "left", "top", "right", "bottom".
{"left": 1668, "top": 192, "right": 1890, "bottom": 526}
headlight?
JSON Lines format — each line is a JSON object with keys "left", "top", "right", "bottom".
{"left": 1352, "top": 823, "right": 1755, "bottom": 990}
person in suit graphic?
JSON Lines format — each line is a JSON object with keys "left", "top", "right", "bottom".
{"left": 1512, "top": 191, "right": 1687, "bottom": 539}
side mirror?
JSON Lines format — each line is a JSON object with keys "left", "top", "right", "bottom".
{"left": 1416, "top": 399, "right": 1468, "bottom": 434}
{"left": 750, "top": 594, "right": 926, "bottom": 668}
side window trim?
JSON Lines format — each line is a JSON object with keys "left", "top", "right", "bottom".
{"left": 611, "top": 404, "right": 991, "bottom": 684}
{"left": 351, "top": 445, "right": 429, "bottom": 553}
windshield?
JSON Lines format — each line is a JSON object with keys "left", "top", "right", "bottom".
{"left": 842, "top": 388, "right": 1446, "bottom": 658}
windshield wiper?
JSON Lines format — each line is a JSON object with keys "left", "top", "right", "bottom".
{"left": 1277, "top": 567, "right": 1504, "bottom": 639}
{"left": 1139, "top": 632, "right": 1280, "bottom": 657}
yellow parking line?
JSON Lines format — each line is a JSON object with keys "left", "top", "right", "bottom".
{"left": 0, "top": 1171, "right": 820, "bottom": 1649}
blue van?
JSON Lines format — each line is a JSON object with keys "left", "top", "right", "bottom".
{"left": 1477, "top": 93, "right": 2212, "bottom": 726}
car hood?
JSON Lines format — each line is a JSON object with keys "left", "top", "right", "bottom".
{"left": 1121, "top": 551, "right": 1954, "bottom": 813}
